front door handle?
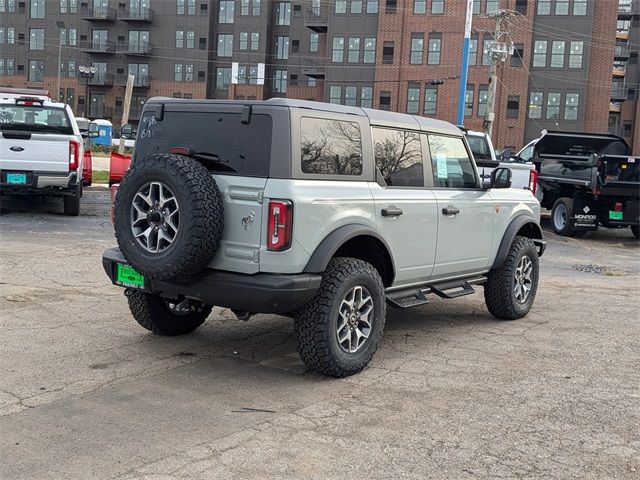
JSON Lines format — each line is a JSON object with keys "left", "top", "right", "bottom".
{"left": 381, "top": 206, "right": 403, "bottom": 217}
{"left": 442, "top": 206, "right": 460, "bottom": 216}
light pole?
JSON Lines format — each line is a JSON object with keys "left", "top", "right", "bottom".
{"left": 78, "top": 65, "right": 97, "bottom": 117}
{"left": 56, "top": 21, "right": 65, "bottom": 102}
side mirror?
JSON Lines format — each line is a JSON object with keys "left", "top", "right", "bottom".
{"left": 491, "top": 167, "right": 512, "bottom": 189}
{"left": 501, "top": 149, "right": 512, "bottom": 161}
{"left": 120, "top": 123, "right": 135, "bottom": 140}
{"left": 88, "top": 122, "right": 100, "bottom": 138}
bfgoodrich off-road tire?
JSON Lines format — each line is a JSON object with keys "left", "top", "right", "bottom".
{"left": 484, "top": 236, "right": 539, "bottom": 320}
{"left": 294, "top": 257, "right": 386, "bottom": 378}
{"left": 127, "top": 290, "right": 212, "bottom": 336}
{"left": 114, "top": 154, "right": 223, "bottom": 280}
{"left": 63, "top": 185, "right": 81, "bottom": 216}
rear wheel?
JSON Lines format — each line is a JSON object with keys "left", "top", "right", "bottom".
{"left": 632, "top": 225, "right": 639, "bottom": 239}
{"left": 551, "top": 197, "right": 582, "bottom": 237}
{"left": 63, "top": 185, "right": 81, "bottom": 216}
{"left": 127, "top": 290, "right": 211, "bottom": 336}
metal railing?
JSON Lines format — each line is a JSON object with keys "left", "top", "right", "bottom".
{"left": 611, "top": 85, "right": 629, "bottom": 100}
{"left": 614, "top": 44, "right": 631, "bottom": 58}
{"left": 81, "top": 6, "right": 117, "bottom": 20}
{"left": 114, "top": 74, "right": 151, "bottom": 87}
{"left": 88, "top": 73, "right": 114, "bottom": 86}
{"left": 118, "top": 7, "right": 154, "bottom": 21}
{"left": 81, "top": 40, "right": 116, "bottom": 53}
{"left": 88, "top": 106, "right": 113, "bottom": 118}
{"left": 117, "top": 42, "right": 153, "bottom": 55}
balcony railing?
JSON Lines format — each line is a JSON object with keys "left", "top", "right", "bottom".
{"left": 81, "top": 40, "right": 116, "bottom": 54}
{"left": 88, "top": 106, "right": 114, "bottom": 119}
{"left": 117, "top": 42, "right": 153, "bottom": 56}
{"left": 615, "top": 44, "right": 631, "bottom": 59}
{"left": 611, "top": 84, "right": 629, "bottom": 100}
{"left": 304, "top": 8, "right": 328, "bottom": 32}
{"left": 114, "top": 74, "right": 151, "bottom": 87}
{"left": 118, "top": 7, "right": 154, "bottom": 22}
{"left": 610, "top": 101, "right": 622, "bottom": 113}
{"left": 302, "top": 58, "right": 326, "bottom": 78}
{"left": 617, "top": 30, "right": 630, "bottom": 41}
{"left": 613, "top": 66, "right": 627, "bottom": 77}
{"left": 81, "top": 6, "right": 117, "bottom": 21}
{"left": 88, "top": 73, "right": 114, "bottom": 86}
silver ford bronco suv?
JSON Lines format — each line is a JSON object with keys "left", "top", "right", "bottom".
{"left": 103, "top": 98, "right": 545, "bottom": 377}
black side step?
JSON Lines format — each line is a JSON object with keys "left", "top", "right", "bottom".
{"left": 430, "top": 281, "right": 475, "bottom": 299}
{"left": 386, "top": 289, "right": 429, "bottom": 309}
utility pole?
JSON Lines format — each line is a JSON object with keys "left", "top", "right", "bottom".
{"left": 456, "top": 0, "right": 474, "bottom": 126}
{"left": 484, "top": 11, "right": 514, "bottom": 140}
{"left": 56, "top": 21, "right": 65, "bottom": 101}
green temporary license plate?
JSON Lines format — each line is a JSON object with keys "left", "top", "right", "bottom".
{"left": 116, "top": 264, "right": 145, "bottom": 289}
{"left": 6, "top": 173, "right": 27, "bottom": 185}
{"left": 609, "top": 211, "right": 623, "bottom": 221}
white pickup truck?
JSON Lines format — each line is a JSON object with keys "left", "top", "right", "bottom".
{"left": 0, "top": 94, "right": 89, "bottom": 215}
{"left": 463, "top": 129, "right": 538, "bottom": 196}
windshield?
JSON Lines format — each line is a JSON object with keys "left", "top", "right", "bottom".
{"left": 465, "top": 135, "right": 492, "bottom": 160}
{"left": 0, "top": 104, "right": 73, "bottom": 134}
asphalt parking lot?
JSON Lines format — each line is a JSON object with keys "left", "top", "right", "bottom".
{"left": 1, "top": 188, "right": 638, "bottom": 480}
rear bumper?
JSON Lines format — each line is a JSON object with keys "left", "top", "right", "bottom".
{"left": 0, "top": 170, "right": 79, "bottom": 195}
{"left": 102, "top": 248, "right": 322, "bottom": 315}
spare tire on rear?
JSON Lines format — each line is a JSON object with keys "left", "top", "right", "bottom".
{"left": 114, "top": 153, "right": 224, "bottom": 280}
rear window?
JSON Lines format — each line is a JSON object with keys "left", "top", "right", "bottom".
{"left": 134, "top": 110, "right": 273, "bottom": 177}
{"left": 0, "top": 104, "right": 73, "bottom": 135}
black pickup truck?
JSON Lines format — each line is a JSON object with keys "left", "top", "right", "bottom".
{"left": 533, "top": 131, "right": 639, "bottom": 239}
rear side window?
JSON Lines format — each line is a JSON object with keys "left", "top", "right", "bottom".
{"left": 372, "top": 127, "right": 423, "bottom": 187}
{"left": 134, "top": 111, "right": 272, "bottom": 177}
{"left": 428, "top": 135, "right": 478, "bottom": 189}
{"left": 300, "top": 117, "right": 363, "bottom": 175}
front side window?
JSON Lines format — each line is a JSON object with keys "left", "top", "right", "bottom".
{"left": 428, "top": 135, "right": 477, "bottom": 189}
{"left": 373, "top": 128, "right": 423, "bottom": 187}
{"left": 301, "top": 117, "right": 363, "bottom": 176}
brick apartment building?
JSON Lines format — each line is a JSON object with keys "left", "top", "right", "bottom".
{"left": 0, "top": 0, "right": 635, "bottom": 152}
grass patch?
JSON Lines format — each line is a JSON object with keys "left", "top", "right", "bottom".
{"left": 92, "top": 170, "right": 110, "bottom": 184}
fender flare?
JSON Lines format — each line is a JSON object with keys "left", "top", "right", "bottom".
{"left": 492, "top": 215, "right": 545, "bottom": 269}
{"left": 303, "top": 224, "right": 395, "bottom": 281}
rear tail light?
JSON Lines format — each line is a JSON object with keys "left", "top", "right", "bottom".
{"left": 528, "top": 168, "right": 538, "bottom": 195}
{"left": 267, "top": 199, "right": 293, "bottom": 251}
{"left": 615, "top": 202, "right": 623, "bottom": 212}
{"left": 69, "top": 140, "right": 80, "bottom": 171}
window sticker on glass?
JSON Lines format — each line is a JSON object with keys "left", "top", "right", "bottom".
{"left": 436, "top": 154, "right": 448, "bottom": 178}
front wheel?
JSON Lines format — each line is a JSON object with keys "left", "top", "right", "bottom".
{"left": 127, "top": 290, "right": 211, "bottom": 335}
{"left": 294, "top": 258, "right": 386, "bottom": 378}
{"left": 484, "top": 236, "right": 539, "bottom": 320}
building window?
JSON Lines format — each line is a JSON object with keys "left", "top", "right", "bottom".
{"left": 386, "top": 0, "right": 397, "bottom": 13}
{"left": 379, "top": 91, "right": 391, "bottom": 111}
{"left": 174, "top": 64, "right": 183, "bottom": 81}
{"left": 335, "top": 0, "right": 346, "bottom": 12}
{"left": 486, "top": 0, "right": 498, "bottom": 13}
{"left": 7, "top": 58, "right": 15, "bottom": 75}
{"left": 533, "top": 40, "right": 547, "bottom": 67}
{"left": 345, "top": 86, "right": 358, "bottom": 106}
{"left": 69, "top": 28, "right": 76, "bottom": 46}
{"left": 414, "top": 0, "right": 426, "bottom": 14}
{"left": 330, "top": 85, "right": 342, "bottom": 104}
{"left": 176, "top": 30, "right": 184, "bottom": 48}
{"left": 511, "top": 44, "right": 524, "bottom": 66}
{"left": 310, "top": 33, "right": 319, "bottom": 52}
{"left": 465, "top": 86, "right": 474, "bottom": 117}
{"left": 29, "top": 29, "right": 44, "bottom": 50}
{"left": 472, "top": 0, "right": 480, "bottom": 14}
{"left": 366, "top": 0, "right": 378, "bottom": 13}
{"left": 546, "top": 92, "right": 561, "bottom": 119}
{"left": 332, "top": 37, "right": 344, "bottom": 62}
{"left": 253, "top": 0, "right": 261, "bottom": 15}
{"left": 410, "top": 34, "right": 424, "bottom": 64}
{"left": 29, "top": 59, "right": 44, "bottom": 81}
{"left": 31, "top": 0, "right": 44, "bottom": 17}
{"left": 427, "top": 35, "right": 441, "bottom": 65}
{"left": 219, "top": 0, "right": 234, "bottom": 23}
{"left": 383, "top": 41, "right": 394, "bottom": 64}
{"left": 251, "top": 32, "right": 259, "bottom": 50}
{"left": 185, "top": 64, "right": 194, "bottom": 81}
{"left": 200, "top": 2, "right": 208, "bottom": 14}
{"left": 187, "top": 0, "right": 195, "bottom": 14}
{"left": 506, "top": 95, "right": 519, "bottom": 118}
{"left": 60, "top": 29, "right": 67, "bottom": 45}
{"left": 60, "top": 0, "right": 66, "bottom": 13}
{"left": 478, "top": 86, "right": 488, "bottom": 117}
{"left": 564, "top": 93, "right": 579, "bottom": 120}
{"left": 515, "top": 0, "right": 527, "bottom": 14}
{"left": 573, "top": 0, "right": 586, "bottom": 15}
{"left": 5, "top": 27, "right": 15, "bottom": 44}
{"left": 363, "top": 37, "right": 376, "bottom": 63}
{"left": 424, "top": 86, "right": 437, "bottom": 114}
{"left": 275, "top": 2, "right": 291, "bottom": 25}
{"left": 469, "top": 35, "right": 478, "bottom": 65}
{"left": 482, "top": 36, "right": 493, "bottom": 66}
{"left": 623, "top": 121, "right": 633, "bottom": 137}
{"left": 177, "top": 0, "right": 184, "bottom": 14}
{"left": 351, "top": 0, "right": 362, "bottom": 13}
{"left": 550, "top": 41, "right": 565, "bottom": 68}
{"left": 555, "top": 0, "right": 568, "bottom": 14}
{"left": 537, "top": 0, "right": 550, "bottom": 14}
{"left": 432, "top": 0, "right": 444, "bottom": 13}
{"left": 186, "top": 31, "right": 195, "bottom": 48}
{"left": 361, "top": 86, "right": 373, "bottom": 108}
{"left": 216, "top": 67, "right": 231, "bottom": 90}
{"left": 348, "top": 37, "right": 360, "bottom": 63}
{"left": 241, "top": 0, "right": 249, "bottom": 15}
{"left": 217, "top": 34, "right": 233, "bottom": 57}
{"left": 273, "top": 69, "right": 287, "bottom": 93}
{"left": 239, "top": 32, "right": 248, "bottom": 50}
{"left": 308, "top": 76, "right": 317, "bottom": 86}
{"left": 275, "top": 36, "right": 289, "bottom": 59}
{"left": 0, "top": 28, "right": 5, "bottom": 44}
{"left": 407, "top": 84, "right": 420, "bottom": 114}
{"left": 528, "top": 92, "right": 543, "bottom": 119}
{"left": 569, "top": 41, "right": 583, "bottom": 68}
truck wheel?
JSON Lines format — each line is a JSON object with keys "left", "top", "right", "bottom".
{"left": 632, "top": 226, "right": 639, "bottom": 239}
{"left": 551, "top": 197, "right": 579, "bottom": 237}
{"left": 294, "top": 258, "right": 386, "bottom": 378}
{"left": 63, "top": 185, "right": 81, "bottom": 216}
{"left": 126, "top": 290, "right": 211, "bottom": 336}
{"left": 114, "top": 154, "right": 224, "bottom": 280}
{"left": 484, "top": 236, "right": 539, "bottom": 320}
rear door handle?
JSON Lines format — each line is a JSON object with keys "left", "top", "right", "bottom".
{"left": 381, "top": 206, "right": 403, "bottom": 217}
{"left": 442, "top": 206, "right": 460, "bottom": 216}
